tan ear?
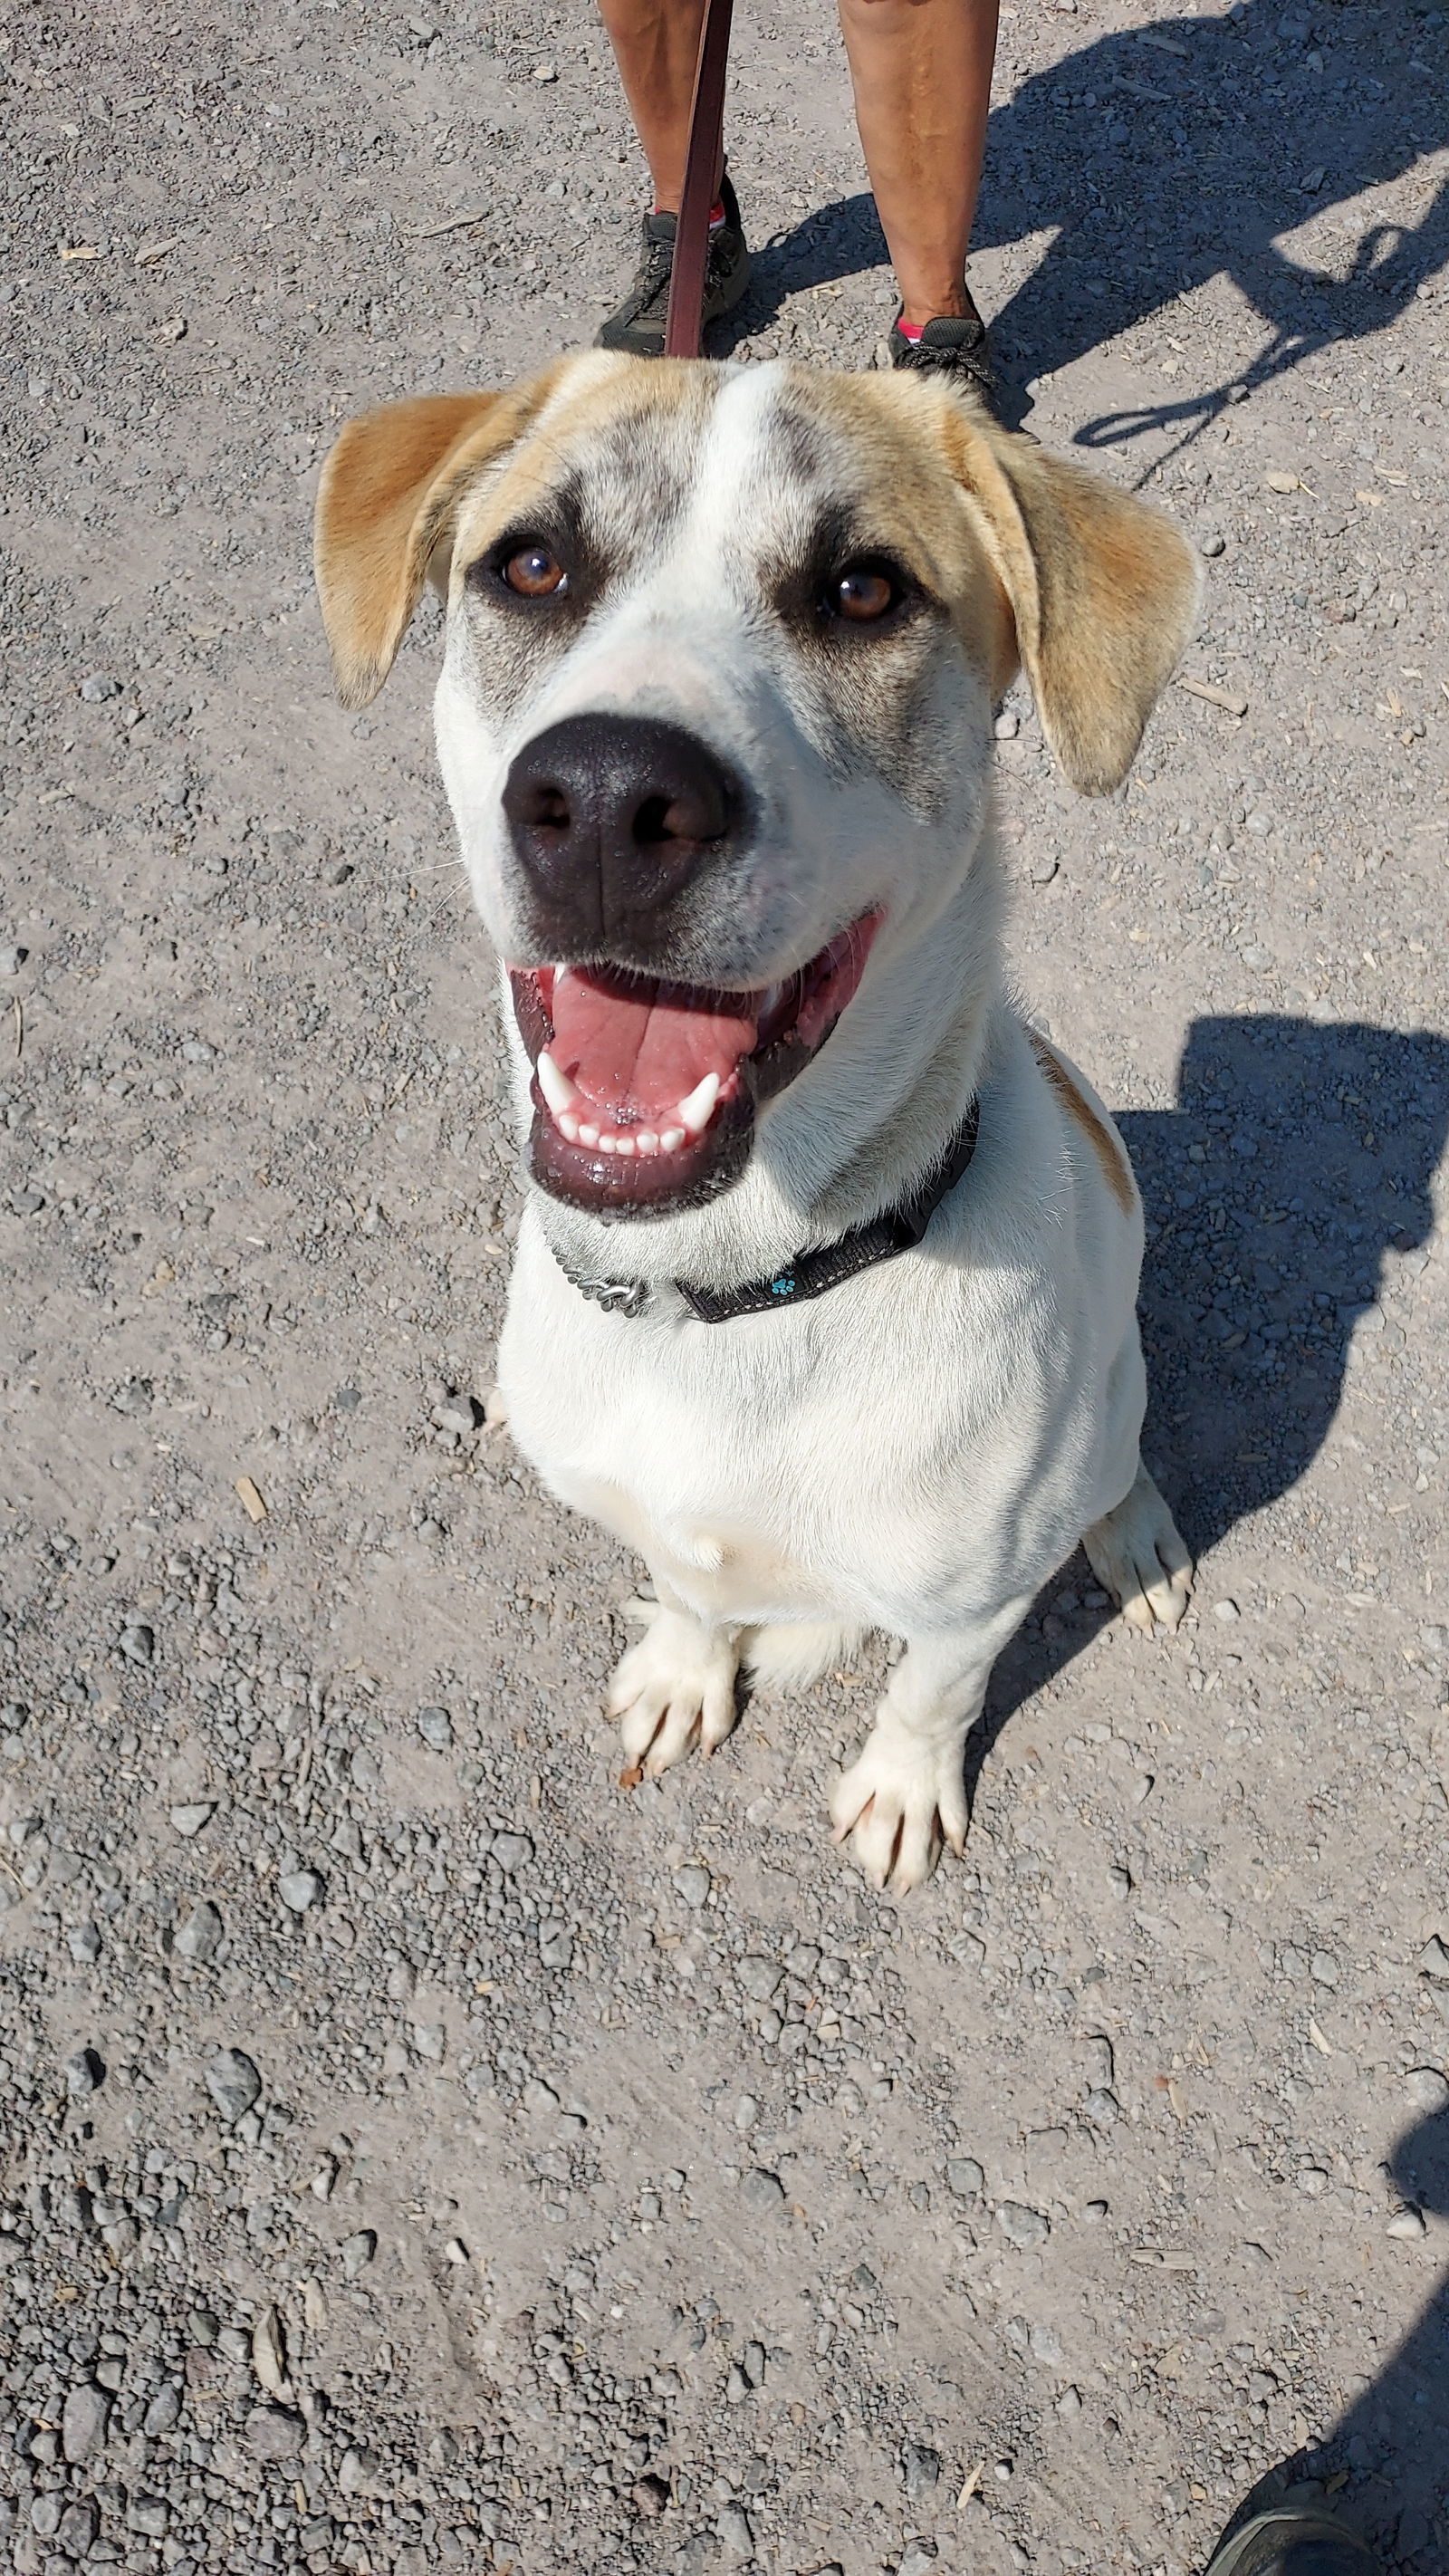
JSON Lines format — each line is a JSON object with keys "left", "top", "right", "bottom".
{"left": 313, "top": 377, "right": 559, "bottom": 709}
{"left": 940, "top": 405, "right": 1202, "bottom": 795}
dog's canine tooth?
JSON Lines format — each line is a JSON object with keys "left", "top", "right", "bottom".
{"left": 677, "top": 1072, "right": 721, "bottom": 1136}
{"left": 537, "top": 1048, "right": 578, "bottom": 1118}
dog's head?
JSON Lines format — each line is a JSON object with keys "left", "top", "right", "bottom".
{"left": 316, "top": 356, "right": 1198, "bottom": 1223}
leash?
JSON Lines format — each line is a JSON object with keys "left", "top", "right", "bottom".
{"left": 663, "top": 0, "right": 735, "bottom": 359}
{"left": 555, "top": 1099, "right": 982, "bottom": 1325}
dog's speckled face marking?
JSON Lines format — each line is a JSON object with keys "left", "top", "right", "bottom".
{"left": 438, "top": 362, "right": 1006, "bottom": 940}
{"left": 316, "top": 353, "right": 1199, "bottom": 1218}
{"left": 433, "top": 361, "right": 1010, "bottom": 1216}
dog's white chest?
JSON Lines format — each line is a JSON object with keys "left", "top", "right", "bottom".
{"left": 495, "top": 1182, "right": 1132, "bottom": 1640}
{"left": 498, "top": 1227, "right": 841, "bottom": 1623}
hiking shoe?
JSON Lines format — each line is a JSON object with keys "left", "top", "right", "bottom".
{"left": 597, "top": 171, "right": 750, "bottom": 357}
{"left": 889, "top": 310, "right": 1000, "bottom": 410}
{"left": 1202, "top": 2501, "right": 1380, "bottom": 2576}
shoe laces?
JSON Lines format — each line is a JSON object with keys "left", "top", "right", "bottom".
{"left": 896, "top": 323, "right": 996, "bottom": 396}
{"left": 625, "top": 228, "right": 677, "bottom": 325}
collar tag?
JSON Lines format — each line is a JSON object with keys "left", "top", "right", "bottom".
{"left": 570, "top": 1274, "right": 651, "bottom": 1319}
{"left": 675, "top": 1100, "right": 980, "bottom": 1325}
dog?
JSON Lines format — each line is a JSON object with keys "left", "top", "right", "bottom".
{"left": 314, "top": 353, "right": 1201, "bottom": 1893}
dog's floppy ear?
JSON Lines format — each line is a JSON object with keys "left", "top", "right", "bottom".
{"left": 314, "top": 377, "right": 559, "bottom": 709}
{"left": 940, "top": 406, "right": 1202, "bottom": 795}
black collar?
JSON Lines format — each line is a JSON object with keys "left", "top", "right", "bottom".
{"left": 555, "top": 1100, "right": 980, "bottom": 1324}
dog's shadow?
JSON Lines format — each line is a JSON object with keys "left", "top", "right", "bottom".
{"left": 969, "top": 1011, "right": 1449, "bottom": 1797}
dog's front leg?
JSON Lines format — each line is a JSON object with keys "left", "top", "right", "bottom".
{"left": 607, "top": 1586, "right": 743, "bottom": 1786}
{"left": 830, "top": 1598, "right": 1032, "bottom": 1893}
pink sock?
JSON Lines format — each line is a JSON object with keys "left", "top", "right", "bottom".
{"left": 654, "top": 199, "right": 727, "bottom": 228}
{"left": 897, "top": 319, "right": 924, "bottom": 343}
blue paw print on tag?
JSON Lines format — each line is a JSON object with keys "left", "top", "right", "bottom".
{"left": 769, "top": 1274, "right": 796, "bottom": 1298}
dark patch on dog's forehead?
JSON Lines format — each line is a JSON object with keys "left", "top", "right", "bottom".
{"left": 566, "top": 377, "right": 843, "bottom": 581}
{"left": 581, "top": 405, "right": 697, "bottom": 555}
{"left": 769, "top": 371, "right": 966, "bottom": 573}
{"left": 485, "top": 371, "right": 840, "bottom": 568}
{"left": 766, "top": 387, "right": 839, "bottom": 501}
{"left": 495, "top": 372, "right": 713, "bottom": 568}
{"left": 749, "top": 381, "right": 948, "bottom": 597}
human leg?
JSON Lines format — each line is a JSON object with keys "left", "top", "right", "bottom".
{"left": 836, "top": 0, "right": 1000, "bottom": 330}
{"left": 594, "top": 0, "right": 749, "bottom": 353}
{"left": 597, "top": 0, "right": 713, "bottom": 211}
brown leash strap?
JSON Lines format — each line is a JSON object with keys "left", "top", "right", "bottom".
{"left": 663, "top": 0, "right": 734, "bottom": 359}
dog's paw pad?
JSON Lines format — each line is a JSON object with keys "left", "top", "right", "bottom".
{"left": 1084, "top": 1464, "right": 1193, "bottom": 1635}
{"left": 606, "top": 1605, "right": 739, "bottom": 1779}
{"left": 829, "top": 1725, "right": 967, "bottom": 1894}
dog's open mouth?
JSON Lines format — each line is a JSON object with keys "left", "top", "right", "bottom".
{"left": 509, "top": 911, "right": 883, "bottom": 1217}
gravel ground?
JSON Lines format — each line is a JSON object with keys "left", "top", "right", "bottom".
{"left": 3, "top": 2, "right": 1449, "bottom": 2573}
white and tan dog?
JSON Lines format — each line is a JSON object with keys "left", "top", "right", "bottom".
{"left": 315, "top": 355, "right": 1199, "bottom": 1893}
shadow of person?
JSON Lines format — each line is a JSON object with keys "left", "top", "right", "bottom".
{"left": 974, "top": 1012, "right": 1449, "bottom": 1786}
{"left": 977, "top": 1, "right": 1449, "bottom": 452}
{"left": 722, "top": 0, "right": 1449, "bottom": 451}
{"left": 1233, "top": 2096, "right": 1449, "bottom": 2567}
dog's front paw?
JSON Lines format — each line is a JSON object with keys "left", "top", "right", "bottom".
{"left": 1084, "top": 1463, "right": 1194, "bottom": 1635}
{"left": 829, "top": 1719, "right": 967, "bottom": 1893}
{"left": 607, "top": 1600, "right": 740, "bottom": 1784}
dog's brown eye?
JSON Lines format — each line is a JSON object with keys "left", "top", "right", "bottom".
{"left": 503, "top": 542, "right": 568, "bottom": 599}
{"left": 831, "top": 564, "right": 897, "bottom": 623}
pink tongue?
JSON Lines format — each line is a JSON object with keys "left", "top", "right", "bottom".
{"left": 551, "top": 968, "right": 759, "bottom": 1120}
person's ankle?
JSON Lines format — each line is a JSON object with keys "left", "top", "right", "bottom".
{"left": 897, "top": 284, "right": 983, "bottom": 335}
{"left": 651, "top": 197, "right": 727, "bottom": 229}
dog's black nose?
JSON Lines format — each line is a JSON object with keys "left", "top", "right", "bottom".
{"left": 502, "top": 713, "right": 745, "bottom": 947}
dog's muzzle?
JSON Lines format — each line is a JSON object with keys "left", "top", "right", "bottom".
{"left": 501, "top": 712, "right": 748, "bottom": 956}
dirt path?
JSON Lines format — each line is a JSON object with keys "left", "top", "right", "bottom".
{"left": 3, "top": 3, "right": 1448, "bottom": 2573}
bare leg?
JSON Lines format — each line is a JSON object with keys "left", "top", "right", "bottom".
{"left": 596, "top": 0, "right": 718, "bottom": 212}
{"left": 830, "top": 1596, "right": 1031, "bottom": 1893}
{"left": 837, "top": 0, "right": 1000, "bottom": 328}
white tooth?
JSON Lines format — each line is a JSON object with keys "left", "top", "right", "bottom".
{"left": 536, "top": 1049, "right": 578, "bottom": 1118}
{"left": 597, "top": 1132, "right": 617, "bottom": 1153}
{"left": 636, "top": 1131, "right": 659, "bottom": 1156}
{"left": 677, "top": 1072, "right": 720, "bottom": 1136}
{"left": 614, "top": 1134, "right": 636, "bottom": 1157}
{"left": 559, "top": 1114, "right": 580, "bottom": 1144}
{"left": 578, "top": 1122, "right": 600, "bottom": 1148}
{"left": 659, "top": 1126, "right": 686, "bottom": 1152}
